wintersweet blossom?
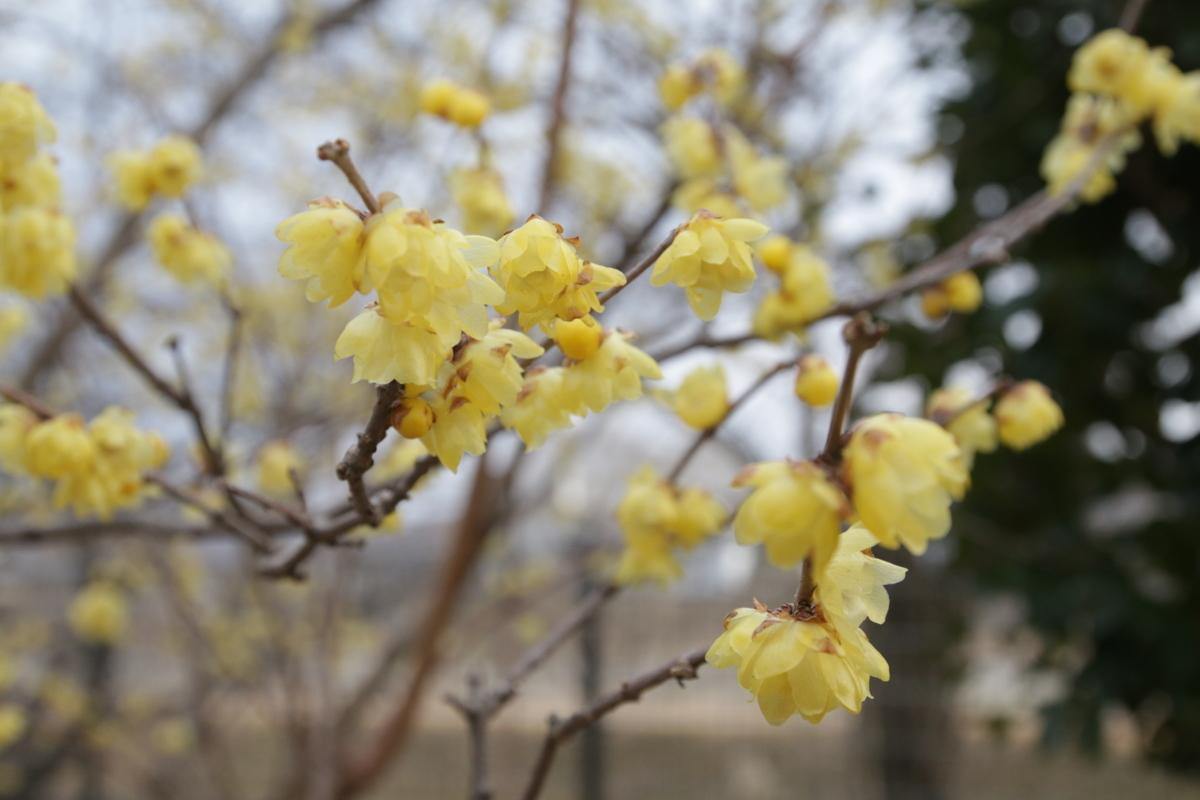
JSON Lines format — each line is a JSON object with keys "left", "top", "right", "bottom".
{"left": 994, "top": 381, "right": 1064, "bottom": 451}
{"left": 841, "top": 413, "right": 968, "bottom": 555}
{"left": 794, "top": 355, "right": 839, "bottom": 407}
{"left": 651, "top": 211, "right": 769, "bottom": 320}
{"left": 671, "top": 365, "right": 729, "bottom": 430}
{"left": 732, "top": 459, "right": 845, "bottom": 571}
{"left": 926, "top": 387, "right": 997, "bottom": 468}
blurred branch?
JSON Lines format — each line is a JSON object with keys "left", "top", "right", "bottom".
{"left": 0, "top": 384, "right": 55, "bottom": 419}
{"left": 519, "top": 648, "right": 708, "bottom": 800}
{"left": 613, "top": 183, "right": 678, "bottom": 273}
{"left": 0, "top": 520, "right": 225, "bottom": 546}
{"left": 1120, "top": 0, "right": 1151, "bottom": 32}
{"left": 537, "top": 0, "right": 583, "bottom": 213}
{"left": 337, "top": 381, "right": 402, "bottom": 526}
{"left": 338, "top": 451, "right": 500, "bottom": 799}
{"left": 597, "top": 224, "right": 680, "bottom": 306}
{"left": 166, "top": 335, "right": 225, "bottom": 476}
{"left": 149, "top": 475, "right": 274, "bottom": 552}
{"left": 218, "top": 298, "right": 243, "bottom": 441}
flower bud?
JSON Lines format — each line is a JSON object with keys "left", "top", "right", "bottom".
{"left": 943, "top": 271, "right": 982, "bottom": 313}
{"left": 994, "top": 381, "right": 1063, "bottom": 451}
{"left": 553, "top": 316, "right": 603, "bottom": 361}
{"left": 920, "top": 285, "right": 949, "bottom": 319}
{"left": 758, "top": 235, "right": 792, "bottom": 273}
{"left": 391, "top": 397, "right": 434, "bottom": 439}
{"left": 673, "top": 365, "right": 729, "bottom": 430}
{"left": 447, "top": 87, "right": 490, "bottom": 127}
{"left": 658, "top": 63, "right": 696, "bottom": 110}
{"left": 794, "top": 354, "right": 839, "bottom": 406}
{"left": 419, "top": 78, "right": 458, "bottom": 117}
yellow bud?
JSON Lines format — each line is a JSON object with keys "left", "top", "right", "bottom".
{"left": 391, "top": 398, "right": 434, "bottom": 439}
{"left": 920, "top": 285, "right": 949, "bottom": 319}
{"left": 994, "top": 381, "right": 1064, "bottom": 451}
{"left": 68, "top": 582, "right": 129, "bottom": 644}
{"left": 673, "top": 365, "right": 729, "bottom": 429}
{"left": 658, "top": 63, "right": 696, "bottom": 110}
{"left": 943, "top": 271, "right": 982, "bottom": 313}
{"left": 795, "top": 354, "right": 839, "bottom": 406}
{"left": 758, "top": 235, "right": 792, "bottom": 273}
{"left": 256, "top": 441, "right": 303, "bottom": 495}
{"left": 447, "top": 87, "right": 490, "bottom": 127}
{"left": 420, "top": 78, "right": 459, "bottom": 117}
{"left": 554, "top": 316, "right": 603, "bottom": 361}
{"left": 0, "top": 705, "right": 25, "bottom": 751}
{"left": 25, "top": 415, "right": 94, "bottom": 479}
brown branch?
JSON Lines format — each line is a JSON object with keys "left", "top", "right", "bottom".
{"left": 218, "top": 299, "right": 243, "bottom": 441}
{"left": 596, "top": 224, "right": 681, "bottom": 306}
{"left": 536, "top": 0, "right": 583, "bottom": 213}
{"left": 519, "top": 649, "right": 708, "bottom": 800}
{"left": 166, "top": 335, "right": 225, "bottom": 476}
{"left": 336, "top": 381, "right": 402, "bottom": 525}
{"left": 445, "top": 676, "right": 493, "bottom": 800}
{"left": 318, "top": 139, "right": 380, "bottom": 215}
{"left": 0, "top": 384, "right": 55, "bottom": 420}
{"left": 337, "top": 452, "right": 500, "bottom": 799}
{"left": 794, "top": 556, "right": 817, "bottom": 607}
{"left": 148, "top": 476, "right": 274, "bottom": 552}
{"left": 666, "top": 358, "right": 795, "bottom": 484}
{"left": 0, "top": 520, "right": 230, "bottom": 546}
{"left": 221, "top": 481, "right": 315, "bottom": 534}
{"left": 1119, "top": 0, "right": 1151, "bottom": 32}
{"left": 613, "top": 184, "right": 678, "bottom": 273}
{"left": 819, "top": 313, "right": 886, "bottom": 461}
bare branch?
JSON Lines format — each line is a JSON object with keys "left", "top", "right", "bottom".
{"left": 537, "top": 0, "right": 583, "bottom": 212}
{"left": 318, "top": 139, "right": 380, "bottom": 214}
{"left": 520, "top": 649, "right": 708, "bottom": 800}
{"left": 819, "top": 312, "right": 886, "bottom": 462}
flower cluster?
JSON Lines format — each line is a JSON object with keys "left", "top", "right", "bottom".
{"left": 148, "top": 213, "right": 231, "bottom": 286}
{"left": 1043, "top": 29, "right": 1200, "bottom": 203}
{"left": 707, "top": 525, "right": 902, "bottom": 725}
{"left": 614, "top": 466, "right": 728, "bottom": 585}
{"left": 752, "top": 237, "right": 835, "bottom": 340}
{"left": 0, "top": 405, "right": 168, "bottom": 520}
{"left": 652, "top": 211, "right": 768, "bottom": 320}
{"left": 109, "top": 135, "right": 203, "bottom": 211}
{"left": 0, "top": 83, "right": 75, "bottom": 300}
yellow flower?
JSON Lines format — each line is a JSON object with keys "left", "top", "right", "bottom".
{"left": 661, "top": 117, "right": 721, "bottom": 180}
{"left": 419, "top": 78, "right": 459, "bottom": 117}
{"left": 794, "top": 355, "right": 839, "bottom": 407}
{"left": 1068, "top": 30, "right": 1157, "bottom": 118}
{"left": 445, "top": 320, "right": 545, "bottom": 415}
{"left": 276, "top": 196, "right": 366, "bottom": 307}
{"left": 732, "top": 459, "right": 845, "bottom": 571}
{"left": 419, "top": 391, "right": 489, "bottom": 473}
{"left": 68, "top": 582, "right": 129, "bottom": 644}
{"left": 0, "top": 82, "right": 56, "bottom": 169}
{"left": 1040, "top": 94, "right": 1143, "bottom": 204}
{"left": 53, "top": 407, "right": 168, "bottom": 520}
{"left": 727, "top": 128, "right": 789, "bottom": 212}
{"left": 926, "top": 386, "right": 997, "bottom": 468}
{"left": 1153, "top": 71, "right": 1200, "bottom": 156}
{"left": 752, "top": 244, "right": 835, "bottom": 339}
{"left": 0, "top": 305, "right": 29, "bottom": 355}
{"left": 758, "top": 235, "right": 792, "bottom": 273}
{"left": 108, "top": 135, "right": 202, "bottom": 210}
{"left": 562, "top": 329, "right": 662, "bottom": 414}
{"left": 552, "top": 315, "right": 604, "bottom": 361}
{"left": 148, "top": 214, "right": 231, "bottom": 286}
{"left": 672, "top": 365, "right": 729, "bottom": 429}
{"left": 841, "top": 413, "right": 968, "bottom": 555}
{"left": 658, "top": 63, "right": 698, "bottom": 110}
{"left": 0, "top": 404, "right": 36, "bottom": 474}
{"left": 374, "top": 439, "right": 429, "bottom": 481}
{"left": 500, "top": 366, "right": 577, "bottom": 449}
{"left": 419, "top": 79, "right": 490, "bottom": 126}
{"left": 25, "top": 415, "right": 95, "bottom": 480}
{"left": 0, "top": 704, "right": 26, "bottom": 751}
{"left": 0, "top": 152, "right": 61, "bottom": 211}
{"left": 257, "top": 441, "right": 303, "bottom": 495}
{"left": 334, "top": 304, "right": 451, "bottom": 386}
{"left": 671, "top": 178, "right": 743, "bottom": 218}
{"left": 706, "top": 601, "right": 888, "bottom": 726}
{"left": 994, "top": 381, "right": 1064, "bottom": 451}
{"left": 493, "top": 216, "right": 625, "bottom": 331}
{"left": 652, "top": 211, "right": 768, "bottom": 320}
{"left": 815, "top": 523, "right": 907, "bottom": 627}
{"left": 0, "top": 206, "right": 76, "bottom": 298}
{"left": 615, "top": 466, "right": 727, "bottom": 586}
{"left": 694, "top": 48, "right": 745, "bottom": 106}
{"left": 450, "top": 167, "right": 515, "bottom": 238}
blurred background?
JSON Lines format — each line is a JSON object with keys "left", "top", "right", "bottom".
{"left": 1, "top": 0, "right": 1199, "bottom": 798}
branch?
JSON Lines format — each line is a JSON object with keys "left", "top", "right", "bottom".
{"left": 596, "top": 224, "right": 681, "bottom": 306}
{"left": 519, "top": 649, "right": 708, "bottom": 800}
{"left": 217, "top": 299, "right": 243, "bottom": 441}
{"left": 445, "top": 676, "right": 493, "bottom": 800}
{"left": 0, "top": 384, "right": 55, "bottom": 420}
{"left": 336, "top": 381, "right": 403, "bottom": 525}
{"left": 536, "top": 0, "right": 583, "bottom": 213}
{"left": 318, "top": 139, "right": 380, "bottom": 214}
{"left": 819, "top": 312, "right": 885, "bottom": 462}
{"left": 0, "top": 520, "right": 230, "bottom": 546}
{"left": 148, "top": 476, "right": 274, "bottom": 553}
{"left": 1120, "top": 0, "right": 1151, "bottom": 32}
{"left": 166, "top": 335, "right": 225, "bottom": 476}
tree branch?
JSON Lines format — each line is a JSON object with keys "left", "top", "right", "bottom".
{"left": 537, "top": 0, "right": 583, "bottom": 213}
{"left": 318, "top": 139, "right": 380, "bottom": 214}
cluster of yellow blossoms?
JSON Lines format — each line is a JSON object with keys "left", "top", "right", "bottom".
{"left": 0, "top": 405, "right": 168, "bottom": 520}
{"left": 148, "top": 213, "right": 230, "bottom": 286}
{"left": 0, "top": 83, "right": 75, "bottom": 303}
{"left": 109, "top": 135, "right": 203, "bottom": 212}
{"left": 419, "top": 78, "right": 491, "bottom": 128}
{"left": 1042, "top": 29, "right": 1200, "bottom": 203}
{"left": 753, "top": 236, "right": 835, "bottom": 339}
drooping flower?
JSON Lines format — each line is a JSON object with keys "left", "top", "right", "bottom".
{"left": 0, "top": 206, "right": 76, "bottom": 298}
{"left": 561, "top": 329, "right": 662, "bottom": 414}
{"left": 994, "top": 381, "right": 1064, "bottom": 451}
{"left": 661, "top": 117, "right": 722, "bottom": 180}
{"left": 275, "top": 196, "right": 366, "bottom": 307}
{"left": 0, "top": 82, "right": 56, "bottom": 169}
{"left": 551, "top": 315, "right": 604, "bottom": 361}
{"left": 500, "top": 366, "right": 578, "bottom": 449}
{"left": 148, "top": 214, "right": 231, "bottom": 286}
{"left": 921, "top": 271, "right": 982, "bottom": 318}
{"left": 926, "top": 386, "right": 997, "bottom": 468}
{"left": 334, "top": 304, "right": 453, "bottom": 386}
{"left": 109, "top": 135, "right": 203, "bottom": 211}
{"left": 492, "top": 216, "right": 625, "bottom": 331}
{"left": 815, "top": 524, "right": 907, "bottom": 627}
{"left": 706, "top": 600, "right": 889, "bottom": 726}
{"left": 751, "top": 242, "right": 834, "bottom": 339}
{"left": 841, "top": 413, "right": 968, "bottom": 555}
{"left": 0, "top": 151, "right": 61, "bottom": 211}
{"left": 732, "top": 459, "right": 845, "bottom": 571}
{"left": 651, "top": 211, "right": 769, "bottom": 320}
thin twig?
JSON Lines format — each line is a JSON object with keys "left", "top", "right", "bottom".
{"left": 596, "top": 225, "right": 681, "bottom": 306}
{"left": 519, "top": 649, "right": 708, "bottom": 800}
{"left": 819, "top": 313, "right": 886, "bottom": 461}
{"left": 1119, "top": 0, "right": 1151, "bottom": 32}
{"left": 0, "top": 384, "right": 55, "bottom": 420}
{"left": 148, "top": 475, "right": 274, "bottom": 552}
{"left": 318, "top": 139, "right": 380, "bottom": 214}
{"left": 218, "top": 298, "right": 243, "bottom": 441}
{"left": 167, "top": 336, "right": 225, "bottom": 476}
{"left": 537, "top": 0, "right": 583, "bottom": 213}
{"left": 336, "top": 381, "right": 403, "bottom": 525}
{"left": 0, "top": 521, "right": 229, "bottom": 546}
